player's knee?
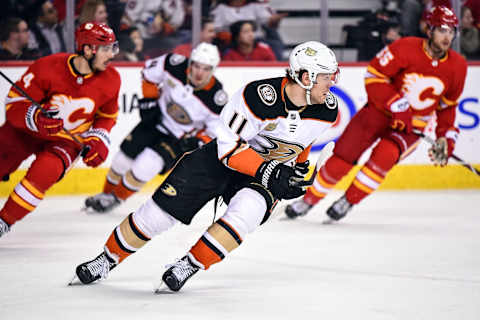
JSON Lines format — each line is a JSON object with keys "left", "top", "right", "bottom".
{"left": 133, "top": 198, "right": 178, "bottom": 238}
{"left": 131, "top": 148, "right": 165, "bottom": 182}
{"left": 222, "top": 188, "right": 266, "bottom": 238}
{"left": 323, "top": 153, "right": 354, "bottom": 182}
{"left": 111, "top": 151, "right": 134, "bottom": 176}
{"left": 25, "top": 151, "right": 65, "bottom": 190}
{"left": 370, "top": 139, "right": 400, "bottom": 170}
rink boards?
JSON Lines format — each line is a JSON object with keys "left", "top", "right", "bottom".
{"left": 0, "top": 62, "right": 479, "bottom": 195}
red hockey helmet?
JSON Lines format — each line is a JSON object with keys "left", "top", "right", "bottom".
{"left": 75, "top": 22, "right": 117, "bottom": 52}
{"left": 426, "top": 6, "right": 458, "bottom": 30}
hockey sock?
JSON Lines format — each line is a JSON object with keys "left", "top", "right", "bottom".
{"left": 345, "top": 139, "right": 400, "bottom": 204}
{"left": 0, "top": 151, "right": 63, "bottom": 226}
{"left": 304, "top": 154, "right": 353, "bottom": 205}
{"left": 103, "top": 167, "right": 122, "bottom": 194}
{"left": 189, "top": 218, "right": 243, "bottom": 270}
{"left": 112, "top": 170, "right": 146, "bottom": 201}
{"left": 104, "top": 212, "right": 151, "bottom": 263}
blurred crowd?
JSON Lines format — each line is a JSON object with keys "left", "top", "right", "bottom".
{"left": 1, "top": 0, "right": 479, "bottom": 62}
{"left": 0, "top": 0, "right": 285, "bottom": 62}
{"left": 347, "top": 0, "right": 480, "bottom": 60}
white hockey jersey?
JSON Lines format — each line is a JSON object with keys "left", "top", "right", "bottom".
{"left": 142, "top": 53, "right": 228, "bottom": 140}
{"left": 215, "top": 77, "right": 338, "bottom": 175}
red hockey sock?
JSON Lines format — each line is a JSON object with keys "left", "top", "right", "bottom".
{"left": 0, "top": 151, "right": 63, "bottom": 226}
{"left": 304, "top": 154, "right": 353, "bottom": 205}
{"left": 345, "top": 139, "right": 400, "bottom": 204}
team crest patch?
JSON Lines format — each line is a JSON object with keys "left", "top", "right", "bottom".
{"left": 325, "top": 92, "right": 337, "bottom": 109}
{"left": 214, "top": 89, "right": 228, "bottom": 106}
{"left": 169, "top": 54, "right": 186, "bottom": 65}
{"left": 265, "top": 123, "right": 277, "bottom": 131}
{"left": 161, "top": 183, "right": 177, "bottom": 196}
{"left": 257, "top": 84, "right": 277, "bottom": 106}
{"left": 305, "top": 47, "right": 317, "bottom": 56}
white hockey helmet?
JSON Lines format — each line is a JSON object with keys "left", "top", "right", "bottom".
{"left": 190, "top": 42, "right": 221, "bottom": 69}
{"left": 288, "top": 41, "right": 339, "bottom": 104}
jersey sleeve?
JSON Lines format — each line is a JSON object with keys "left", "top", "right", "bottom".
{"left": 5, "top": 61, "right": 50, "bottom": 131}
{"left": 93, "top": 72, "right": 120, "bottom": 133}
{"left": 216, "top": 86, "right": 266, "bottom": 177}
{"left": 203, "top": 89, "right": 228, "bottom": 142}
{"left": 364, "top": 39, "right": 409, "bottom": 111}
{"left": 435, "top": 56, "right": 467, "bottom": 140}
{"left": 141, "top": 54, "right": 168, "bottom": 85}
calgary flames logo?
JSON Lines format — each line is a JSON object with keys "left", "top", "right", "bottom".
{"left": 402, "top": 73, "right": 445, "bottom": 111}
{"left": 49, "top": 94, "right": 96, "bottom": 130}
{"left": 252, "top": 135, "right": 304, "bottom": 162}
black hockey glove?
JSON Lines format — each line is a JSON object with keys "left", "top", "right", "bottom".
{"left": 138, "top": 98, "right": 159, "bottom": 120}
{"left": 178, "top": 136, "right": 202, "bottom": 153}
{"left": 255, "top": 160, "right": 306, "bottom": 200}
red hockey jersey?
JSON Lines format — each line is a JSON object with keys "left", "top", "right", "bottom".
{"left": 365, "top": 37, "right": 467, "bottom": 136}
{"left": 5, "top": 53, "right": 120, "bottom": 142}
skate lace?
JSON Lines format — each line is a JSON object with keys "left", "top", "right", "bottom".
{"left": 333, "top": 197, "right": 352, "bottom": 214}
{"left": 291, "top": 199, "right": 312, "bottom": 214}
{"left": 166, "top": 258, "right": 198, "bottom": 282}
{"left": 0, "top": 218, "right": 9, "bottom": 236}
{"left": 86, "top": 254, "right": 110, "bottom": 280}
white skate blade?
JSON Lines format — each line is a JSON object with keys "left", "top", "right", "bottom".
{"left": 68, "top": 274, "right": 80, "bottom": 286}
{"left": 153, "top": 280, "right": 175, "bottom": 294}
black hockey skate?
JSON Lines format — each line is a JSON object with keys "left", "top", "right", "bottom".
{"left": 75, "top": 252, "right": 117, "bottom": 284}
{"left": 84, "top": 192, "right": 121, "bottom": 213}
{"left": 0, "top": 217, "right": 10, "bottom": 238}
{"left": 326, "top": 195, "right": 353, "bottom": 221}
{"left": 161, "top": 256, "right": 199, "bottom": 292}
{"left": 285, "top": 199, "right": 313, "bottom": 219}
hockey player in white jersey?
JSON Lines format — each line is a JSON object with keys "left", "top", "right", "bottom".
{"left": 84, "top": 42, "right": 228, "bottom": 213}
{"left": 72, "top": 41, "right": 339, "bottom": 290}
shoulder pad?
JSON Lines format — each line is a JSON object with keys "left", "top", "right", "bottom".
{"left": 325, "top": 91, "right": 338, "bottom": 109}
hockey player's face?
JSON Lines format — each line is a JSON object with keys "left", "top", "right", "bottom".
{"left": 311, "top": 73, "right": 334, "bottom": 104}
{"left": 92, "top": 43, "right": 118, "bottom": 71}
{"left": 189, "top": 61, "right": 213, "bottom": 88}
{"left": 429, "top": 26, "right": 455, "bottom": 55}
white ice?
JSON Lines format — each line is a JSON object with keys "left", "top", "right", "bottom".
{"left": 1, "top": 190, "right": 479, "bottom": 320}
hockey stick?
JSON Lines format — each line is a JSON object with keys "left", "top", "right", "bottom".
{"left": 291, "top": 141, "right": 335, "bottom": 187}
{"left": 0, "top": 70, "right": 89, "bottom": 156}
{"left": 413, "top": 130, "right": 480, "bottom": 177}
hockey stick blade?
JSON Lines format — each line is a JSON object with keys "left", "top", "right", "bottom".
{"left": 293, "top": 141, "right": 335, "bottom": 187}
{"left": 413, "top": 130, "right": 480, "bottom": 177}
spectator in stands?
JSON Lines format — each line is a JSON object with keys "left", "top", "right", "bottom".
{"left": 460, "top": 5, "right": 480, "bottom": 59}
{"left": 0, "top": 17, "right": 40, "bottom": 60}
{"left": 78, "top": 0, "right": 109, "bottom": 25}
{"left": 357, "top": 19, "right": 402, "bottom": 61}
{"left": 115, "top": 26, "right": 145, "bottom": 61}
{"left": 210, "top": 0, "right": 287, "bottom": 60}
{"left": 222, "top": 20, "right": 276, "bottom": 61}
{"left": 397, "top": 0, "right": 423, "bottom": 36}
{"left": 123, "top": 0, "right": 185, "bottom": 53}
{"left": 173, "top": 17, "right": 216, "bottom": 57}
{"left": 464, "top": 0, "right": 480, "bottom": 29}
{"left": 29, "top": 0, "right": 66, "bottom": 56}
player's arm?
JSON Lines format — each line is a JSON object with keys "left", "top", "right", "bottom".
{"left": 216, "top": 87, "right": 266, "bottom": 177}
{"left": 138, "top": 55, "right": 168, "bottom": 118}
{"left": 429, "top": 59, "right": 467, "bottom": 166}
{"left": 365, "top": 40, "right": 413, "bottom": 132}
{"left": 5, "top": 62, "right": 63, "bottom": 135}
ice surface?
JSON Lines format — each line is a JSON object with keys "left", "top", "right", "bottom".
{"left": 1, "top": 190, "right": 479, "bottom": 320}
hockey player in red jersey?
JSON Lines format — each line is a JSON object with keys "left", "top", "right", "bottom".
{"left": 284, "top": 6, "right": 468, "bottom": 222}
{"left": 83, "top": 42, "right": 228, "bottom": 213}
{"left": 72, "top": 41, "right": 340, "bottom": 290}
{"left": 0, "top": 22, "right": 121, "bottom": 237}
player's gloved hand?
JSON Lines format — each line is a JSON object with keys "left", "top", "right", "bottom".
{"left": 138, "top": 98, "right": 160, "bottom": 120}
{"left": 25, "top": 104, "right": 63, "bottom": 136}
{"left": 178, "top": 136, "right": 202, "bottom": 153}
{"left": 428, "top": 137, "right": 454, "bottom": 166}
{"left": 81, "top": 128, "right": 110, "bottom": 167}
{"left": 255, "top": 160, "right": 306, "bottom": 200}
{"left": 290, "top": 160, "right": 310, "bottom": 185}
{"left": 388, "top": 96, "right": 412, "bottom": 133}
